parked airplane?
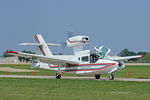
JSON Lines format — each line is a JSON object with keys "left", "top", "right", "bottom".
{"left": 6, "top": 34, "right": 144, "bottom": 80}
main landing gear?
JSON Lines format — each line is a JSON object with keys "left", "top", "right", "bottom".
{"left": 56, "top": 72, "right": 62, "bottom": 79}
{"left": 95, "top": 74, "right": 101, "bottom": 79}
{"left": 109, "top": 74, "right": 114, "bottom": 80}
{"left": 56, "top": 64, "right": 62, "bottom": 79}
{"left": 95, "top": 74, "right": 114, "bottom": 80}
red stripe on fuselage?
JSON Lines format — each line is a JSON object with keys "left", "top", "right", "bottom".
{"left": 49, "top": 63, "right": 116, "bottom": 68}
{"left": 76, "top": 63, "right": 115, "bottom": 66}
{"left": 49, "top": 64, "right": 59, "bottom": 67}
{"left": 49, "top": 63, "right": 116, "bottom": 72}
{"left": 64, "top": 63, "right": 116, "bottom": 72}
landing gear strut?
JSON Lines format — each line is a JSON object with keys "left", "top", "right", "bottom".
{"left": 56, "top": 64, "right": 62, "bottom": 79}
{"left": 109, "top": 74, "right": 114, "bottom": 80}
{"left": 95, "top": 74, "right": 101, "bottom": 79}
{"left": 56, "top": 72, "right": 61, "bottom": 79}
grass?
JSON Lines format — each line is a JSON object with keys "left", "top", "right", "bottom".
{"left": 0, "top": 78, "right": 150, "bottom": 100}
{"left": 114, "top": 65, "right": 150, "bottom": 79}
{"left": 0, "top": 64, "right": 150, "bottom": 100}
{"left": 0, "top": 64, "right": 150, "bottom": 78}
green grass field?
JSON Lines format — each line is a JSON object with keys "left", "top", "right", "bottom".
{"left": 0, "top": 78, "right": 150, "bottom": 100}
{"left": 0, "top": 64, "right": 150, "bottom": 100}
{"left": 114, "top": 65, "right": 150, "bottom": 79}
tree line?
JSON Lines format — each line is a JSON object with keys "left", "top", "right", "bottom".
{"left": 118, "top": 49, "right": 150, "bottom": 63}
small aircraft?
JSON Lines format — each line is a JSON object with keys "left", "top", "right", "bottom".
{"left": 6, "top": 34, "right": 144, "bottom": 80}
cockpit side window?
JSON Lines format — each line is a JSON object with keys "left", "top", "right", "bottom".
{"left": 81, "top": 56, "right": 89, "bottom": 62}
{"left": 90, "top": 53, "right": 99, "bottom": 63}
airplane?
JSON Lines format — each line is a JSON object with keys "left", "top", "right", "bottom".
{"left": 5, "top": 34, "right": 144, "bottom": 80}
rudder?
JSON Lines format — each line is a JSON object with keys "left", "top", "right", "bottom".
{"left": 35, "top": 34, "right": 53, "bottom": 56}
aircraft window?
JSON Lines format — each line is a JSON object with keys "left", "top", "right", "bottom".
{"left": 90, "top": 54, "right": 99, "bottom": 63}
{"left": 78, "top": 57, "right": 80, "bottom": 61}
{"left": 81, "top": 56, "right": 89, "bottom": 62}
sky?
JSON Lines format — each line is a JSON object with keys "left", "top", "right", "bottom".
{"left": 0, "top": 0, "right": 150, "bottom": 55}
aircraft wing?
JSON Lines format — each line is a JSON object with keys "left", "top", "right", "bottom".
{"left": 108, "top": 55, "right": 144, "bottom": 61}
{"left": 5, "top": 51, "right": 79, "bottom": 65}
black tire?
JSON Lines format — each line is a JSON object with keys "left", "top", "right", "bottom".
{"left": 56, "top": 72, "right": 61, "bottom": 79}
{"left": 109, "top": 74, "right": 114, "bottom": 80}
{"left": 95, "top": 74, "right": 100, "bottom": 79}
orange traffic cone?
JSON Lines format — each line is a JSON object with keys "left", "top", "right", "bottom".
{"left": 60, "top": 72, "right": 63, "bottom": 76}
{"left": 126, "top": 72, "right": 129, "bottom": 77}
{"left": 31, "top": 72, "right": 34, "bottom": 75}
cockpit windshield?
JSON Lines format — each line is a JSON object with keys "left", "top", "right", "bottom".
{"left": 94, "top": 46, "right": 111, "bottom": 59}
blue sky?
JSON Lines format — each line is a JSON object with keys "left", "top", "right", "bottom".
{"left": 0, "top": 0, "right": 150, "bottom": 55}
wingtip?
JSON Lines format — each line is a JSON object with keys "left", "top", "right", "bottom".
{"left": 141, "top": 55, "right": 145, "bottom": 57}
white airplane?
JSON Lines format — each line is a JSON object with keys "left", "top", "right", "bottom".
{"left": 6, "top": 34, "right": 144, "bottom": 80}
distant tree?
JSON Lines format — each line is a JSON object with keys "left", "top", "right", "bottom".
{"left": 58, "top": 53, "right": 63, "bottom": 55}
{"left": 118, "top": 49, "right": 148, "bottom": 62}
{"left": 118, "top": 49, "right": 136, "bottom": 57}
{"left": 53, "top": 53, "right": 63, "bottom": 55}
{"left": 21, "top": 50, "right": 35, "bottom": 54}
{"left": 136, "top": 52, "right": 147, "bottom": 55}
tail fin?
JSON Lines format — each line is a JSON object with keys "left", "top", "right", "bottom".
{"left": 35, "top": 34, "right": 53, "bottom": 56}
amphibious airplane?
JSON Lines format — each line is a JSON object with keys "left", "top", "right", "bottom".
{"left": 6, "top": 34, "right": 144, "bottom": 80}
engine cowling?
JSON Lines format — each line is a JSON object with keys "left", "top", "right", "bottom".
{"left": 66, "top": 36, "right": 89, "bottom": 47}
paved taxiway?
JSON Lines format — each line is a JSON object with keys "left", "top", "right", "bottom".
{"left": 0, "top": 75, "right": 150, "bottom": 82}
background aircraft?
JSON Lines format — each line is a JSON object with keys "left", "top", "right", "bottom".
{"left": 6, "top": 34, "right": 144, "bottom": 79}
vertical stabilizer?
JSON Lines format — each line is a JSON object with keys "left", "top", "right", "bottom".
{"left": 35, "top": 34, "right": 53, "bottom": 56}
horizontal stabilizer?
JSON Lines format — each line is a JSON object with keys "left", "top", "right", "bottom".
{"left": 19, "top": 43, "right": 61, "bottom": 46}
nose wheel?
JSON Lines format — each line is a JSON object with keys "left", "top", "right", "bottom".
{"left": 109, "top": 74, "right": 114, "bottom": 80}
{"left": 95, "top": 74, "right": 101, "bottom": 79}
{"left": 56, "top": 72, "right": 62, "bottom": 79}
